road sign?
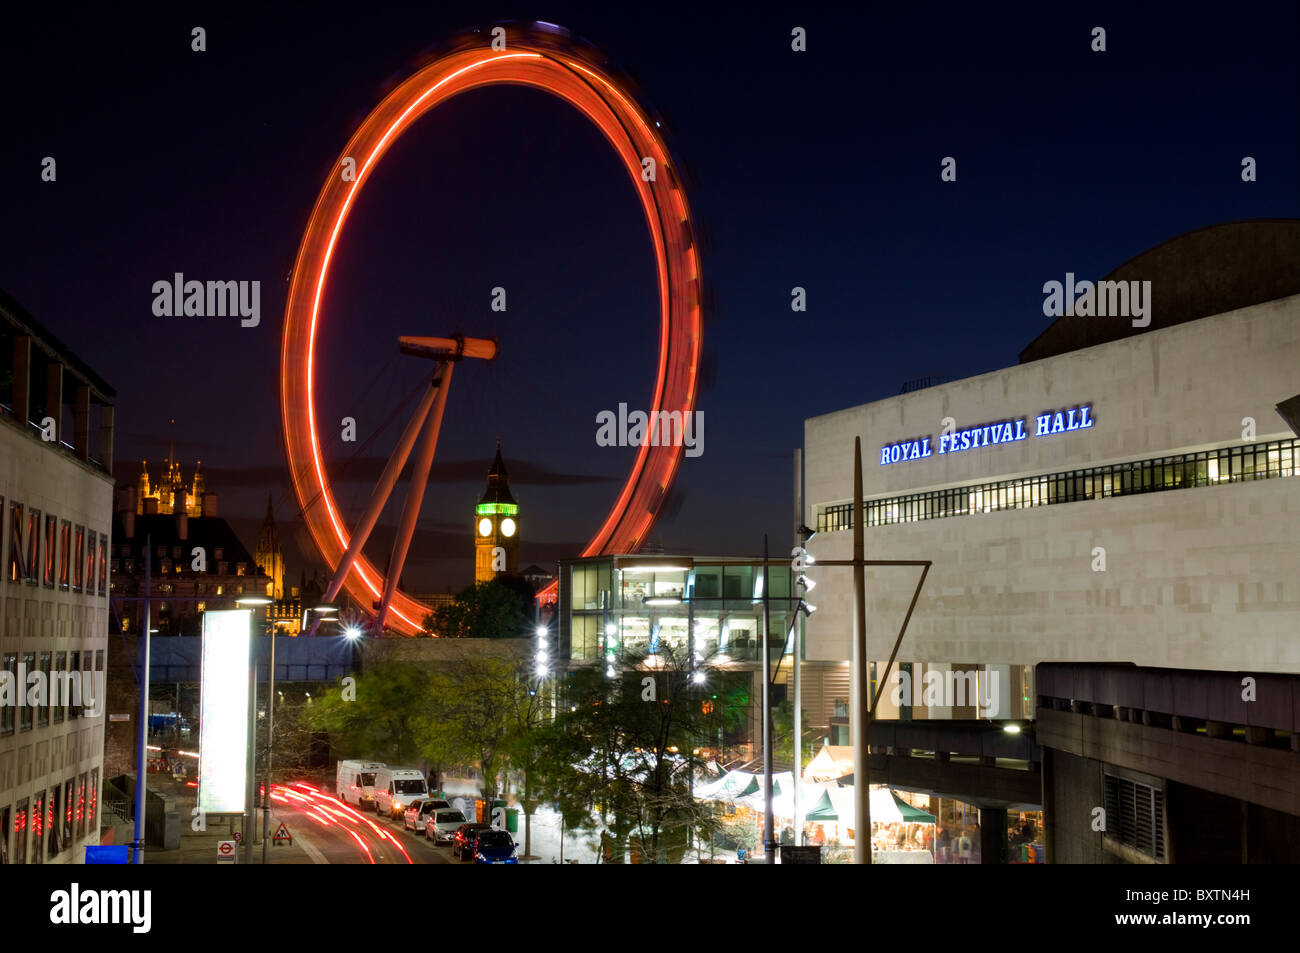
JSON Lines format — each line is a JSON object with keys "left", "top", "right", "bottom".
{"left": 233, "top": 830, "right": 242, "bottom": 842}
{"left": 273, "top": 822, "right": 293, "bottom": 845}
{"left": 217, "top": 840, "right": 237, "bottom": 864}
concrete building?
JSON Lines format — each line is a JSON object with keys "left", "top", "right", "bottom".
{"left": 0, "top": 289, "right": 115, "bottom": 864}
{"left": 801, "top": 220, "right": 1300, "bottom": 862}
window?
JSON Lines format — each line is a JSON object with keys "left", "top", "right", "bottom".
{"left": 62, "top": 778, "right": 74, "bottom": 849}
{"left": 25, "top": 508, "right": 39, "bottom": 584}
{"left": 99, "top": 535, "right": 108, "bottom": 595}
{"left": 76, "top": 774, "right": 87, "bottom": 839}
{"left": 19, "top": 654, "right": 34, "bottom": 732}
{"left": 31, "top": 792, "right": 43, "bottom": 864}
{"left": 72, "top": 525, "right": 84, "bottom": 592}
{"left": 88, "top": 769, "right": 99, "bottom": 832}
{"left": 48, "top": 785, "right": 64, "bottom": 858}
{"left": 8, "top": 500, "right": 23, "bottom": 584}
{"left": 36, "top": 653, "right": 50, "bottom": 728}
{"left": 1103, "top": 773, "right": 1166, "bottom": 861}
{"left": 68, "top": 652, "right": 81, "bottom": 720}
{"left": 13, "top": 799, "right": 27, "bottom": 865}
{"left": 1, "top": 655, "right": 14, "bottom": 735}
{"left": 85, "top": 530, "right": 97, "bottom": 596}
{"left": 59, "top": 521, "right": 70, "bottom": 589}
{"left": 0, "top": 806, "right": 8, "bottom": 865}
{"left": 43, "top": 514, "right": 55, "bottom": 588}
{"left": 52, "top": 652, "right": 66, "bottom": 724}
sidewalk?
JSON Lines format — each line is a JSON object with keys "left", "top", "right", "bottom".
{"left": 141, "top": 776, "right": 320, "bottom": 864}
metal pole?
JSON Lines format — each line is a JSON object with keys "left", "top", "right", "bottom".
{"left": 761, "top": 535, "right": 774, "bottom": 864}
{"left": 262, "top": 624, "right": 276, "bottom": 863}
{"left": 852, "top": 437, "right": 870, "bottom": 864}
{"left": 322, "top": 378, "right": 442, "bottom": 605}
{"left": 792, "top": 449, "right": 803, "bottom": 847}
{"left": 243, "top": 612, "right": 257, "bottom": 864}
{"left": 377, "top": 362, "right": 454, "bottom": 629}
{"left": 686, "top": 580, "right": 695, "bottom": 832}
{"left": 131, "top": 536, "right": 152, "bottom": 864}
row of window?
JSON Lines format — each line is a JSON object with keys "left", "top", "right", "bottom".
{"left": 0, "top": 651, "right": 105, "bottom": 736}
{"left": 120, "top": 543, "right": 226, "bottom": 561}
{"left": 3, "top": 498, "right": 107, "bottom": 596}
{"left": 817, "top": 438, "right": 1300, "bottom": 532}
{"left": 110, "top": 558, "right": 246, "bottom": 576}
{"left": 0, "top": 769, "right": 99, "bottom": 864}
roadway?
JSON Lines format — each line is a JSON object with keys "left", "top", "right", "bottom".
{"left": 268, "top": 782, "right": 456, "bottom": 864}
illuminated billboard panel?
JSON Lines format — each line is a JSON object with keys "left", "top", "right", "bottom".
{"left": 198, "top": 609, "right": 251, "bottom": 815}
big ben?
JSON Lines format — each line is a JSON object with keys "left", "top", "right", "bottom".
{"left": 474, "top": 439, "right": 519, "bottom": 583}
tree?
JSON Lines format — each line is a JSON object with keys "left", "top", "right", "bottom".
{"left": 546, "top": 645, "right": 724, "bottom": 863}
{"left": 304, "top": 662, "right": 431, "bottom": 763}
{"left": 430, "top": 655, "right": 516, "bottom": 797}
{"left": 423, "top": 576, "right": 532, "bottom": 638}
{"left": 772, "top": 699, "right": 820, "bottom": 772}
{"left": 499, "top": 656, "right": 554, "bottom": 858}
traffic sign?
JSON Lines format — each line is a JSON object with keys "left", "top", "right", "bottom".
{"left": 273, "top": 822, "right": 293, "bottom": 845}
{"left": 217, "top": 840, "right": 237, "bottom": 863}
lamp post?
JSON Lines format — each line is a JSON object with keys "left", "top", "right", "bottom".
{"left": 130, "top": 536, "right": 153, "bottom": 865}
{"left": 237, "top": 595, "right": 273, "bottom": 864}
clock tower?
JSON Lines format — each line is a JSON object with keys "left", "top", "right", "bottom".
{"left": 474, "top": 440, "right": 519, "bottom": 583}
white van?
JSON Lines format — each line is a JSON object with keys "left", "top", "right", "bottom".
{"left": 374, "top": 766, "right": 428, "bottom": 818}
{"left": 336, "top": 760, "right": 386, "bottom": 808}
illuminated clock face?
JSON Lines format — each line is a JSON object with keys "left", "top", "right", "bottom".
{"left": 478, "top": 518, "right": 492, "bottom": 537}
{"left": 500, "top": 517, "right": 516, "bottom": 538}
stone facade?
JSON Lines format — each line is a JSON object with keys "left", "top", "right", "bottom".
{"left": 803, "top": 294, "right": 1300, "bottom": 677}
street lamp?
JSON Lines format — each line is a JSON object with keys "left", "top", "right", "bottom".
{"left": 236, "top": 595, "right": 274, "bottom": 863}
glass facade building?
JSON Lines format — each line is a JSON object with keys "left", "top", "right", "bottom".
{"left": 558, "top": 556, "right": 799, "bottom": 666}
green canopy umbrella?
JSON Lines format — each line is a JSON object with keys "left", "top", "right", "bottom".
{"left": 890, "top": 791, "right": 935, "bottom": 824}
{"left": 804, "top": 789, "right": 838, "bottom": 821}
{"left": 807, "top": 786, "right": 936, "bottom": 824}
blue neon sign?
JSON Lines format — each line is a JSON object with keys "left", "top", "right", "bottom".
{"left": 879, "top": 404, "right": 1093, "bottom": 465}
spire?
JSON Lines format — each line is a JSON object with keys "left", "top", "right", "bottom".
{"left": 478, "top": 440, "right": 515, "bottom": 505}
{"left": 264, "top": 491, "right": 275, "bottom": 523}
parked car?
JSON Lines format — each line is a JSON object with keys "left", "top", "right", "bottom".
{"left": 470, "top": 828, "right": 519, "bottom": 864}
{"left": 402, "top": 799, "right": 453, "bottom": 832}
{"left": 403, "top": 799, "right": 428, "bottom": 832}
{"left": 425, "top": 809, "right": 468, "bottom": 844}
{"left": 451, "top": 823, "right": 492, "bottom": 860}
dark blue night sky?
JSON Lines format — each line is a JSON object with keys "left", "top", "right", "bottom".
{"left": 2, "top": 2, "right": 1296, "bottom": 591}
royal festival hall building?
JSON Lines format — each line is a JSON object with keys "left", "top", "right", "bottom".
{"left": 801, "top": 221, "right": 1300, "bottom": 863}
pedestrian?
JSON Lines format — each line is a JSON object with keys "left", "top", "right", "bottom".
{"left": 957, "top": 829, "right": 972, "bottom": 864}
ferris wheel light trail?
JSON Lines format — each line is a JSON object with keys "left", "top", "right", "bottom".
{"left": 282, "top": 33, "right": 702, "bottom": 634}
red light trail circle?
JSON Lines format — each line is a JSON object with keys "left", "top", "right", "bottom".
{"left": 281, "top": 38, "right": 702, "bottom": 634}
